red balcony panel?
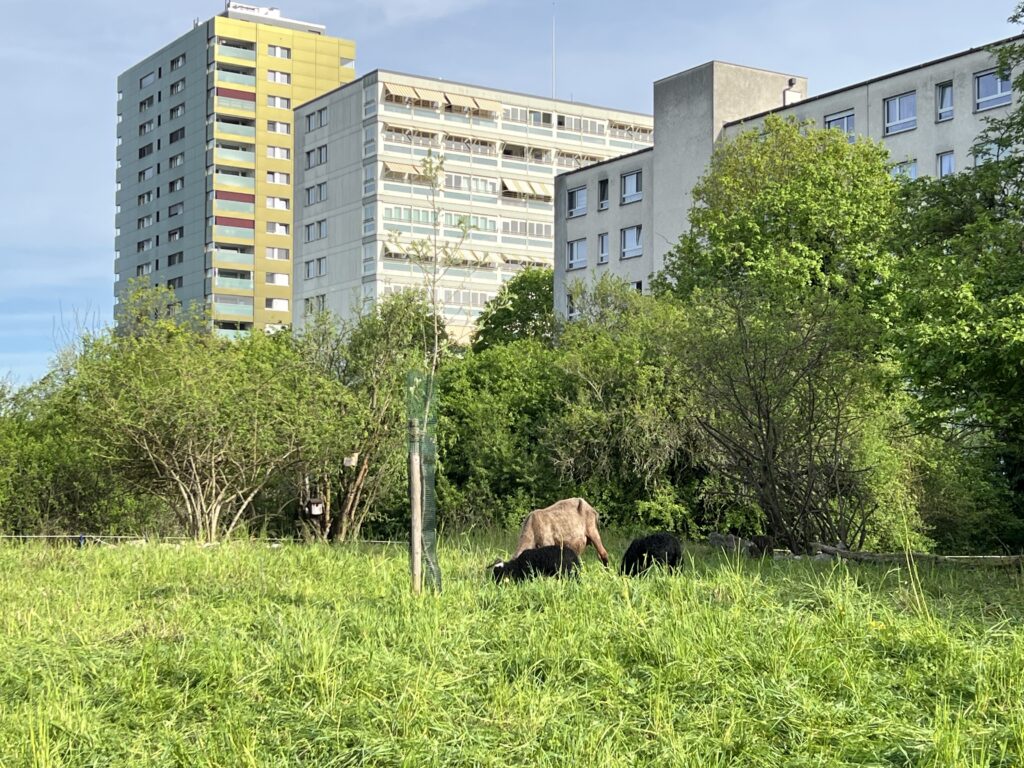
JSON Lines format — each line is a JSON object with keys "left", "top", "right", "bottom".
{"left": 215, "top": 216, "right": 255, "bottom": 228}
{"left": 216, "top": 87, "right": 256, "bottom": 101}
{"left": 216, "top": 190, "right": 255, "bottom": 203}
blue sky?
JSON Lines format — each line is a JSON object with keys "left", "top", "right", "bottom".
{"left": 0, "top": 0, "right": 1018, "bottom": 384}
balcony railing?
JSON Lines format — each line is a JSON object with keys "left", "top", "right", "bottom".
{"left": 216, "top": 97, "right": 255, "bottom": 113}
{"left": 213, "top": 224, "right": 255, "bottom": 240}
{"left": 213, "top": 199, "right": 255, "bottom": 215}
{"left": 211, "top": 249, "right": 254, "bottom": 266}
{"left": 214, "top": 147, "right": 255, "bottom": 165}
{"left": 215, "top": 276, "right": 254, "bottom": 290}
{"left": 215, "top": 70, "right": 256, "bottom": 87}
{"left": 214, "top": 172, "right": 255, "bottom": 189}
{"left": 214, "top": 121, "right": 256, "bottom": 138}
{"left": 216, "top": 44, "right": 256, "bottom": 61}
{"left": 213, "top": 301, "right": 254, "bottom": 318}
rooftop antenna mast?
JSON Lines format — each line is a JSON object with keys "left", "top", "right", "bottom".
{"left": 551, "top": 2, "right": 556, "bottom": 99}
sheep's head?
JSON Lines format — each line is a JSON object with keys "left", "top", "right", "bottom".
{"left": 490, "top": 560, "right": 508, "bottom": 583}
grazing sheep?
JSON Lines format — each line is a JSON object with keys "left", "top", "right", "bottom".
{"left": 513, "top": 497, "right": 610, "bottom": 565}
{"left": 620, "top": 532, "right": 683, "bottom": 576}
{"left": 492, "top": 545, "right": 581, "bottom": 583}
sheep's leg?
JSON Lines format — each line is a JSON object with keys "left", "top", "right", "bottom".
{"left": 586, "top": 524, "right": 610, "bottom": 566}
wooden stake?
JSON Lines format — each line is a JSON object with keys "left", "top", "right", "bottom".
{"left": 409, "top": 418, "right": 423, "bottom": 595}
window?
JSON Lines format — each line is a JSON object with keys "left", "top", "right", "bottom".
{"left": 632, "top": 280, "right": 643, "bottom": 293}
{"left": 824, "top": 109, "right": 855, "bottom": 141}
{"left": 976, "top": 70, "right": 1012, "bottom": 111}
{"left": 303, "top": 258, "right": 328, "bottom": 279}
{"left": 884, "top": 92, "right": 916, "bottom": 135}
{"left": 138, "top": 166, "right": 155, "bottom": 182}
{"left": 168, "top": 202, "right": 184, "bottom": 217}
{"left": 168, "top": 227, "right": 183, "bottom": 241}
{"left": 168, "top": 177, "right": 184, "bottom": 193}
{"left": 267, "top": 70, "right": 291, "bottom": 84}
{"left": 305, "top": 182, "right": 327, "bottom": 206}
{"left": 363, "top": 165, "right": 376, "bottom": 195}
{"left": 566, "top": 294, "right": 579, "bottom": 322}
{"left": 557, "top": 115, "right": 605, "bottom": 135}
{"left": 266, "top": 196, "right": 289, "bottom": 210}
{"left": 266, "top": 221, "right": 289, "bottom": 235}
{"left": 267, "top": 121, "right": 290, "bottom": 134}
{"left": 267, "top": 146, "right": 290, "bottom": 160}
{"left": 167, "top": 276, "right": 184, "bottom": 289}
{"left": 621, "top": 170, "right": 642, "bottom": 204}
{"left": 137, "top": 191, "right": 153, "bottom": 206}
{"left": 974, "top": 142, "right": 1003, "bottom": 166}
{"left": 137, "top": 215, "right": 153, "bottom": 229}
{"left": 136, "top": 239, "right": 153, "bottom": 254}
{"left": 891, "top": 160, "right": 918, "bottom": 180}
{"left": 598, "top": 232, "right": 609, "bottom": 264}
{"left": 266, "top": 247, "right": 289, "bottom": 260}
{"left": 306, "top": 107, "right": 329, "bottom": 132}
{"left": 362, "top": 204, "right": 376, "bottom": 234}
{"left": 566, "top": 238, "right": 587, "bottom": 270}
{"left": 267, "top": 95, "right": 291, "bottom": 109}
{"left": 267, "top": 171, "right": 290, "bottom": 184}
{"left": 305, "top": 145, "right": 328, "bottom": 169}
{"left": 363, "top": 125, "right": 376, "bottom": 156}
{"left": 138, "top": 143, "right": 153, "bottom": 159}
{"left": 169, "top": 103, "right": 185, "bottom": 119}
{"left": 139, "top": 120, "right": 154, "bottom": 136}
{"left": 936, "top": 82, "right": 954, "bottom": 121}
{"left": 621, "top": 225, "right": 642, "bottom": 259}
{"left": 167, "top": 251, "right": 183, "bottom": 266}
{"left": 170, "top": 78, "right": 185, "bottom": 95}
{"left": 266, "top": 271, "right": 289, "bottom": 286}
{"left": 567, "top": 186, "right": 587, "bottom": 217}
{"left": 304, "top": 294, "right": 327, "bottom": 316}
{"left": 265, "top": 298, "right": 289, "bottom": 312}
{"left": 267, "top": 45, "right": 291, "bottom": 58}
{"left": 598, "top": 179, "right": 609, "bottom": 210}
{"left": 937, "top": 151, "right": 955, "bottom": 178}
{"left": 139, "top": 71, "right": 156, "bottom": 88}
{"left": 364, "top": 89, "right": 377, "bottom": 117}
{"left": 529, "top": 110, "right": 553, "bottom": 126}
{"left": 139, "top": 95, "right": 154, "bottom": 113}
{"left": 169, "top": 127, "right": 185, "bottom": 143}
{"left": 304, "top": 219, "right": 328, "bottom": 242}
{"left": 503, "top": 106, "right": 528, "bottom": 123}
{"left": 169, "top": 152, "right": 184, "bottom": 168}
{"left": 170, "top": 54, "right": 185, "bottom": 70}
{"left": 136, "top": 261, "right": 152, "bottom": 275}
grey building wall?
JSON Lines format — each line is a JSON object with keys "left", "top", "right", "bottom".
{"left": 115, "top": 23, "right": 210, "bottom": 312}
{"left": 553, "top": 149, "right": 654, "bottom": 317}
{"left": 722, "top": 43, "right": 1018, "bottom": 177}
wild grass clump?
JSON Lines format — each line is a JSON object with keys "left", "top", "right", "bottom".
{"left": 1, "top": 538, "right": 1023, "bottom": 766}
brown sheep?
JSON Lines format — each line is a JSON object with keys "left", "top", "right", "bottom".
{"left": 513, "top": 498, "right": 610, "bottom": 565}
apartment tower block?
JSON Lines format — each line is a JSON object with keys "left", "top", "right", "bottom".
{"left": 115, "top": 3, "right": 355, "bottom": 334}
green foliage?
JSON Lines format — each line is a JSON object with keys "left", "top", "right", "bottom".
{"left": 2, "top": 542, "right": 1024, "bottom": 766}
{"left": 472, "top": 267, "right": 557, "bottom": 351}
{"left": 656, "top": 114, "right": 898, "bottom": 312}
{"left": 439, "top": 339, "right": 568, "bottom": 528}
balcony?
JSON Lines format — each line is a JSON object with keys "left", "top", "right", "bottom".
{"left": 215, "top": 69, "right": 256, "bottom": 87}
{"left": 216, "top": 44, "right": 256, "bottom": 62}
{"left": 213, "top": 199, "right": 255, "bottom": 215}
{"left": 214, "top": 147, "right": 255, "bottom": 165}
{"left": 213, "top": 224, "right": 255, "bottom": 240}
{"left": 216, "top": 96, "right": 256, "bottom": 114}
{"left": 214, "top": 172, "right": 255, "bottom": 190}
{"left": 215, "top": 275, "right": 254, "bottom": 290}
{"left": 212, "top": 298, "right": 254, "bottom": 318}
{"left": 215, "top": 121, "right": 256, "bottom": 139}
{"left": 210, "top": 248, "right": 254, "bottom": 266}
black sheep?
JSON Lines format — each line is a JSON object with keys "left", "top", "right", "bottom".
{"left": 620, "top": 532, "right": 682, "bottom": 576}
{"left": 492, "top": 545, "right": 581, "bottom": 583}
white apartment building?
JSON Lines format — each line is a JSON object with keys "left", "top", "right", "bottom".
{"left": 554, "top": 37, "right": 1020, "bottom": 317}
{"left": 291, "top": 70, "right": 653, "bottom": 340}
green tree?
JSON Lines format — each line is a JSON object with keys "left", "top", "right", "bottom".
{"left": 657, "top": 116, "right": 919, "bottom": 551}
{"left": 74, "top": 284, "right": 353, "bottom": 542}
{"left": 471, "top": 267, "right": 557, "bottom": 351}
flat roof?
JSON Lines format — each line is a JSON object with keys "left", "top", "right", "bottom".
{"left": 554, "top": 146, "right": 653, "bottom": 181}
{"left": 724, "top": 33, "right": 1024, "bottom": 128}
{"left": 296, "top": 68, "right": 653, "bottom": 119}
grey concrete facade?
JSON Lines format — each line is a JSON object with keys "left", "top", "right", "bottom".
{"left": 292, "top": 70, "right": 654, "bottom": 341}
{"left": 554, "top": 37, "right": 1020, "bottom": 317}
